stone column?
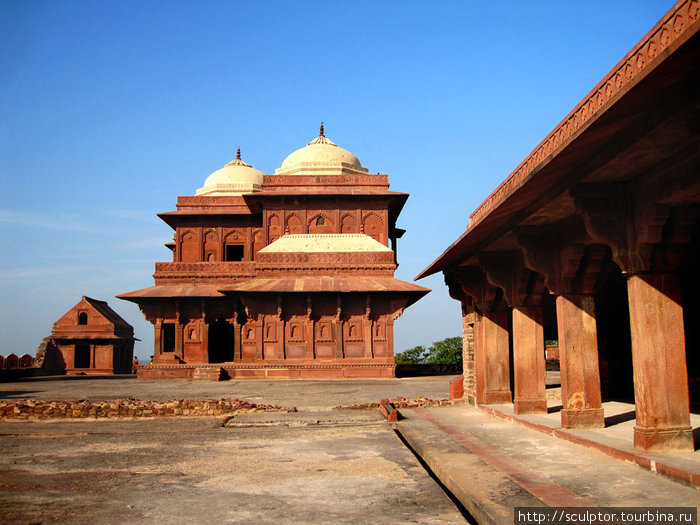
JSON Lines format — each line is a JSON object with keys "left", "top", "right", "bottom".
{"left": 200, "top": 314, "right": 209, "bottom": 363}
{"left": 306, "top": 318, "right": 315, "bottom": 359}
{"left": 335, "top": 296, "right": 344, "bottom": 358}
{"left": 255, "top": 315, "right": 264, "bottom": 360}
{"left": 364, "top": 318, "right": 373, "bottom": 358}
{"left": 154, "top": 319, "right": 162, "bottom": 357}
{"left": 364, "top": 296, "right": 373, "bottom": 358}
{"left": 233, "top": 317, "right": 241, "bottom": 362}
{"left": 512, "top": 305, "right": 547, "bottom": 414}
{"left": 557, "top": 294, "right": 604, "bottom": 428}
{"left": 277, "top": 318, "right": 285, "bottom": 359}
{"left": 462, "top": 313, "right": 476, "bottom": 403}
{"left": 334, "top": 320, "right": 344, "bottom": 358}
{"left": 477, "top": 310, "right": 512, "bottom": 404}
{"left": 175, "top": 319, "right": 184, "bottom": 361}
{"left": 473, "top": 312, "right": 486, "bottom": 404}
{"left": 447, "top": 267, "right": 511, "bottom": 406}
{"left": 627, "top": 272, "right": 693, "bottom": 451}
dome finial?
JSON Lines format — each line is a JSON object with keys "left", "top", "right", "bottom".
{"left": 236, "top": 147, "right": 241, "bottom": 160}
{"left": 319, "top": 122, "right": 325, "bottom": 137}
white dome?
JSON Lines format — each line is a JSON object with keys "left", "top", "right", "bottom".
{"left": 195, "top": 148, "right": 264, "bottom": 196}
{"left": 275, "top": 124, "right": 369, "bottom": 176}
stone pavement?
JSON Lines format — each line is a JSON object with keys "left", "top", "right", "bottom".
{"left": 0, "top": 412, "right": 467, "bottom": 525}
{"left": 394, "top": 404, "right": 700, "bottom": 525}
{"left": 480, "top": 401, "right": 700, "bottom": 487}
{"left": 0, "top": 375, "right": 456, "bottom": 409}
{"left": 2, "top": 376, "right": 700, "bottom": 524}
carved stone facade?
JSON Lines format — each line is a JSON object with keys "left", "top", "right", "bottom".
{"left": 120, "top": 127, "right": 428, "bottom": 379}
{"left": 420, "top": 1, "right": 700, "bottom": 453}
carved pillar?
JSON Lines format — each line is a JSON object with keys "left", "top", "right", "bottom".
{"left": 575, "top": 188, "right": 697, "bottom": 449}
{"left": 517, "top": 226, "right": 605, "bottom": 428}
{"left": 462, "top": 308, "right": 476, "bottom": 401}
{"left": 200, "top": 312, "right": 209, "bottom": 364}
{"left": 627, "top": 272, "right": 692, "bottom": 451}
{"left": 386, "top": 317, "right": 395, "bottom": 361}
{"left": 511, "top": 306, "right": 547, "bottom": 414}
{"left": 277, "top": 319, "right": 285, "bottom": 359}
{"left": 306, "top": 295, "right": 314, "bottom": 359}
{"left": 478, "top": 252, "right": 547, "bottom": 414}
{"left": 277, "top": 295, "right": 285, "bottom": 360}
{"left": 478, "top": 309, "right": 511, "bottom": 404}
{"left": 335, "top": 296, "right": 344, "bottom": 358}
{"left": 255, "top": 314, "right": 264, "bottom": 360}
{"left": 446, "top": 273, "right": 476, "bottom": 402}
{"left": 233, "top": 312, "right": 241, "bottom": 362}
{"left": 449, "top": 266, "right": 511, "bottom": 405}
{"left": 364, "top": 296, "right": 373, "bottom": 358}
{"left": 175, "top": 318, "right": 184, "bottom": 362}
{"left": 556, "top": 294, "right": 604, "bottom": 427}
{"left": 154, "top": 319, "right": 162, "bottom": 357}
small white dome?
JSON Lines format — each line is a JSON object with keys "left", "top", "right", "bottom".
{"left": 195, "top": 148, "right": 264, "bottom": 196}
{"left": 275, "top": 124, "right": 368, "bottom": 176}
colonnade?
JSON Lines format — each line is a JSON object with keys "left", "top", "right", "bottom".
{"left": 445, "top": 201, "right": 699, "bottom": 453}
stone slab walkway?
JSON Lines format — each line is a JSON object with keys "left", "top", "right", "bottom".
{"left": 394, "top": 405, "right": 700, "bottom": 525}
{"left": 482, "top": 401, "right": 700, "bottom": 487}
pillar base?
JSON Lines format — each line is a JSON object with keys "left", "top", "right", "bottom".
{"left": 634, "top": 425, "right": 694, "bottom": 452}
{"left": 561, "top": 407, "right": 604, "bottom": 428}
{"left": 482, "top": 390, "right": 512, "bottom": 404}
{"left": 514, "top": 397, "right": 547, "bottom": 414}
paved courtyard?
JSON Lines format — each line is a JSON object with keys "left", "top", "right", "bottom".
{"left": 0, "top": 376, "right": 468, "bottom": 524}
{"left": 0, "top": 413, "right": 467, "bottom": 525}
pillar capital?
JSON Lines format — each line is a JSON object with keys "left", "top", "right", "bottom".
{"left": 478, "top": 250, "right": 546, "bottom": 307}
{"left": 446, "top": 265, "right": 506, "bottom": 313}
{"left": 574, "top": 184, "right": 700, "bottom": 274}
{"left": 516, "top": 222, "right": 611, "bottom": 296}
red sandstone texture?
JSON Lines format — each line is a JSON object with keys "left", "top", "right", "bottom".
{"left": 0, "top": 398, "right": 292, "bottom": 419}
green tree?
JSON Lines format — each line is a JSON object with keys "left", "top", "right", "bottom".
{"left": 394, "top": 345, "right": 426, "bottom": 364}
{"left": 423, "top": 337, "right": 462, "bottom": 365}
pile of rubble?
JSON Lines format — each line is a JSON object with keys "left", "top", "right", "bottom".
{"left": 0, "top": 397, "right": 293, "bottom": 419}
{"left": 335, "top": 396, "right": 466, "bottom": 410}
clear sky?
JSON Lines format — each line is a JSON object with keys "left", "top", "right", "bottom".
{"left": 0, "top": 0, "right": 674, "bottom": 361}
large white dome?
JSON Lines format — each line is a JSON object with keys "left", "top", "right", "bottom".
{"left": 195, "top": 148, "right": 264, "bottom": 196}
{"left": 275, "top": 124, "right": 369, "bottom": 176}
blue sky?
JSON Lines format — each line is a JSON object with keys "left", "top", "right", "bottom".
{"left": 0, "top": 1, "right": 674, "bottom": 360}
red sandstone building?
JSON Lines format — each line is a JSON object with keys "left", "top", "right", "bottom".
{"left": 51, "top": 296, "right": 135, "bottom": 374}
{"left": 119, "top": 126, "right": 428, "bottom": 380}
{"left": 419, "top": 0, "right": 699, "bottom": 452}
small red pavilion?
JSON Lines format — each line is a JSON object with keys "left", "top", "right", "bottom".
{"left": 119, "top": 126, "right": 429, "bottom": 379}
{"left": 51, "top": 296, "right": 136, "bottom": 375}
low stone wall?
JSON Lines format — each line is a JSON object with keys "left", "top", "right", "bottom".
{"left": 395, "top": 364, "right": 461, "bottom": 377}
{"left": 138, "top": 363, "right": 397, "bottom": 380}
{"left": 0, "top": 368, "right": 44, "bottom": 382}
{"left": 0, "top": 398, "right": 290, "bottom": 419}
